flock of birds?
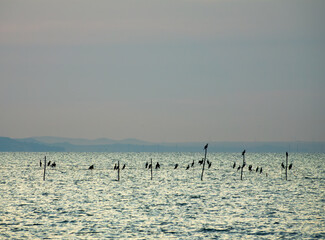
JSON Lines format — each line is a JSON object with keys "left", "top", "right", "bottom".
{"left": 41, "top": 159, "right": 293, "bottom": 175}
{"left": 41, "top": 158, "right": 292, "bottom": 175}
{"left": 40, "top": 160, "right": 56, "bottom": 168}
{"left": 232, "top": 161, "right": 265, "bottom": 174}
{"left": 40, "top": 146, "right": 293, "bottom": 180}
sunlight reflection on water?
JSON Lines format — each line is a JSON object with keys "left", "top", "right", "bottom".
{"left": 0, "top": 152, "right": 324, "bottom": 239}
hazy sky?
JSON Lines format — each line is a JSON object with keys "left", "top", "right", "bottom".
{"left": 1, "top": 0, "right": 324, "bottom": 142}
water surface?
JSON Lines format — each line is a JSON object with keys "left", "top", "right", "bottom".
{"left": 0, "top": 152, "right": 324, "bottom": 239}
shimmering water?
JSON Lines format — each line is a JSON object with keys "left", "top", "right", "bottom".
{"left": 0, "top": 152, "right": 324, "bottom": 239}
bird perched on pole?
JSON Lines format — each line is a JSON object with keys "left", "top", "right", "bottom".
{"left": 204, "top": 143, "right": 208, "bottom": 150}
{"left": 281, "top": 162, "right": 285, "bottom": 169}
{"left": 242, "top": 150, "right": 246, "bottom": 156}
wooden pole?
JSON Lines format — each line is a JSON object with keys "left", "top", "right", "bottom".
{"left": 240, "top": 153, "right": 245, "bottom": 180}
{"left": 285, "top": 152, "right": 288, "bottom": 181}
{"left": 150, "top": 158, "right": 153, "bottom": 180}
{"left": 201, "top": 144, "right": 208, "bottom": 181}
{"left": 43, "top": 156, "right": 46, "bottom": 181}
{"left": 117, "top": 160, "right": 120, "bottom": 181}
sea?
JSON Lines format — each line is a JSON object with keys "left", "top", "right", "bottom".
{"left": 0, "top": 152, "right": 324, "bottom": 239}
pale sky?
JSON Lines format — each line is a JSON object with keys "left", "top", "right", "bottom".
{"left": 1, "top": 0, "right": 324, "bottom": 142}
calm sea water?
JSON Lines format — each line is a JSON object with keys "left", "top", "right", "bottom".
{"left": 0, "top": 152, "right": 324, "bottom": 239}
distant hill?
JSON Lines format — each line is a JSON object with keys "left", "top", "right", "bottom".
{"left": 0, "top": 136, "right": 324, "bottom": 153}
{"left": 22, "top": 136, "right": 151, "bottom": 146}
{"left": 0, "top": 137, "right": 64, "bottom": 152}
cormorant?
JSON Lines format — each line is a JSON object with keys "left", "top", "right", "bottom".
{"left": 204, "top": 143, "right": 208, "bottom": 150}
{"left": 233, "top": 162, "right": 236, "bottom": 169}
{"left": 256, "top": 167, "right": 259, "bottom": 172}
{"left": 191, "top": 160, "right": 194, "bottom": 167}
{"left": 281, "top": 162, "right": 285, "bottom": 169}
{"left": 242, "top": 150, "right": 246, "bottom": 156}
{"left": 260, "top": 167, "right": 263, "bottom": 174}
{"left": 88, "top": 165, "right": 94, "bottom": 170}
{"left": 174, "top": 164, "right": 178, "bottom": 169}
{"left": 186, "top": 164, "right": 190, "bottom": 170}
{"left": 208, "top": 162, "right": 212, "bottom": 169}
{"left": 155, "top": 162, "right": 160, "bottom": 169}
{"left": 122, "top": 164, "right": 126, "bottom": 170}
{"left": 248, "top": 165, "right": 252, "bottom": 171}
{"left": 237, "top": 166, "right": 241, "bottom": 171}
{"left": 145, "top": 162, "right": 148, "bottom": 168}
{"left": 288, "top": 163, "right": 293, "bottom": 170}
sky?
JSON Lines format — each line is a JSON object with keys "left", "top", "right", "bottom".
{"left": 0, "top": 0, "right": 324, "bottom": 143}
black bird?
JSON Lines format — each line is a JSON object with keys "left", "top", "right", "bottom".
{"left": 51, "top": 162, "right": 56, "bottom": 167}
{"left": 204, "top": 143, "right": 208, "bottom": 150}
{"left": 256, "top": 167, "right": 259, "bottom": 172}
{"left": 199, "top": 159, "right": 204, "bottom": 165}
{"left": 145, "top": 162, "right": 148, "bottom": 168}
{"left": 88, "top": 165, "right": 94, "bottom": 170}
{"left": 47, "top": 161, "right": 51, "bottom": 166}
{"left": 281, "top": 162, "right": 285, "bottom": 169}
{"left": 233, "top": 162, "right": 236, "bottom": 169}
{"left": 288, "top": 163, "right": 293, "bottom": 170}
{"left": 148, "top": 163, "right": 152, "bottom": 169}
{"left": 237, "top": 165, "right": 241, "bottom": 171}
{"left": 260, "top": 167, "right": 263, "bottom": 174}
{"left": 174, "top": 164, "right": 178, "bottom": 169}
{"left": 207, "top": 160, "right": 210, "bottom": 165}
{"left": 186, "top": 164, "right": 190, "bottom": 170}
{"left": 155, "top": 162, "right": 160, "bottom": 169}
{"left": 208, "top": 162, "right": 212, "bottom": 169}
{"left": 122, "top": 164, "right": 126, "bottom": 170}
{"left": 40, "top": 160, "right": 42, "bottom": 167}
{"left": 248, "top": 165, "right": 252, "bottom": 171}
{"left": 191, "top": 160, "right": 194, "bottom": 167}
{"left": 242, "top": 150, "right": 246, "bottom": 156}
{"left": 114, "top": 164, "right": 117, "bottom": 170}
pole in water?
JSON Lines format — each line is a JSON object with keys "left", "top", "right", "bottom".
{"left": 285, "top": 152, "right": 288, "bottom": 181}
{"left": 117, "top": 160, "right": 120, "bottom": 181}
{"left": 201, "top": 143, "right": 208, "bottom": 181}
{"left": 150, "top": 158, "right": 153, "bottom": 180}
{"left": 43, "top": 156, "right": 46, "bottom": 181}
{"left": 241, "top": 150, "right": 245, "bottom": 180}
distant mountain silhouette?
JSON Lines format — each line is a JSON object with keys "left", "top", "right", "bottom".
{"left": 0, "top": 136, "right": 324, "bottom": 153}
{"left": 22, "top": 136, "right": 151, "bottom": 146}
{"left": 0, "top": 137, "right": 64, "bottom": 152}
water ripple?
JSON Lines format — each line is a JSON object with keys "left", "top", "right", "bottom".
{"left": 0, "top": 152, "right": 324, "bottom": 239}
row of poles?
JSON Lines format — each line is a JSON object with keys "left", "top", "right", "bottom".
{"left": 238, "top": 150, "right": 293, "bottom": 180}
{"left": 42, "top": 144, "right": 293, "bottom": 181}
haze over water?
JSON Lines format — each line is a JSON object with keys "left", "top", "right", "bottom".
{"left": 1, "top": 152, "right": 324, "bottom": 239}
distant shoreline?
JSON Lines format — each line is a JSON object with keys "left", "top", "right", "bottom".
{"left": 1, "top": 137, "right": 324, "bottom": 153}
